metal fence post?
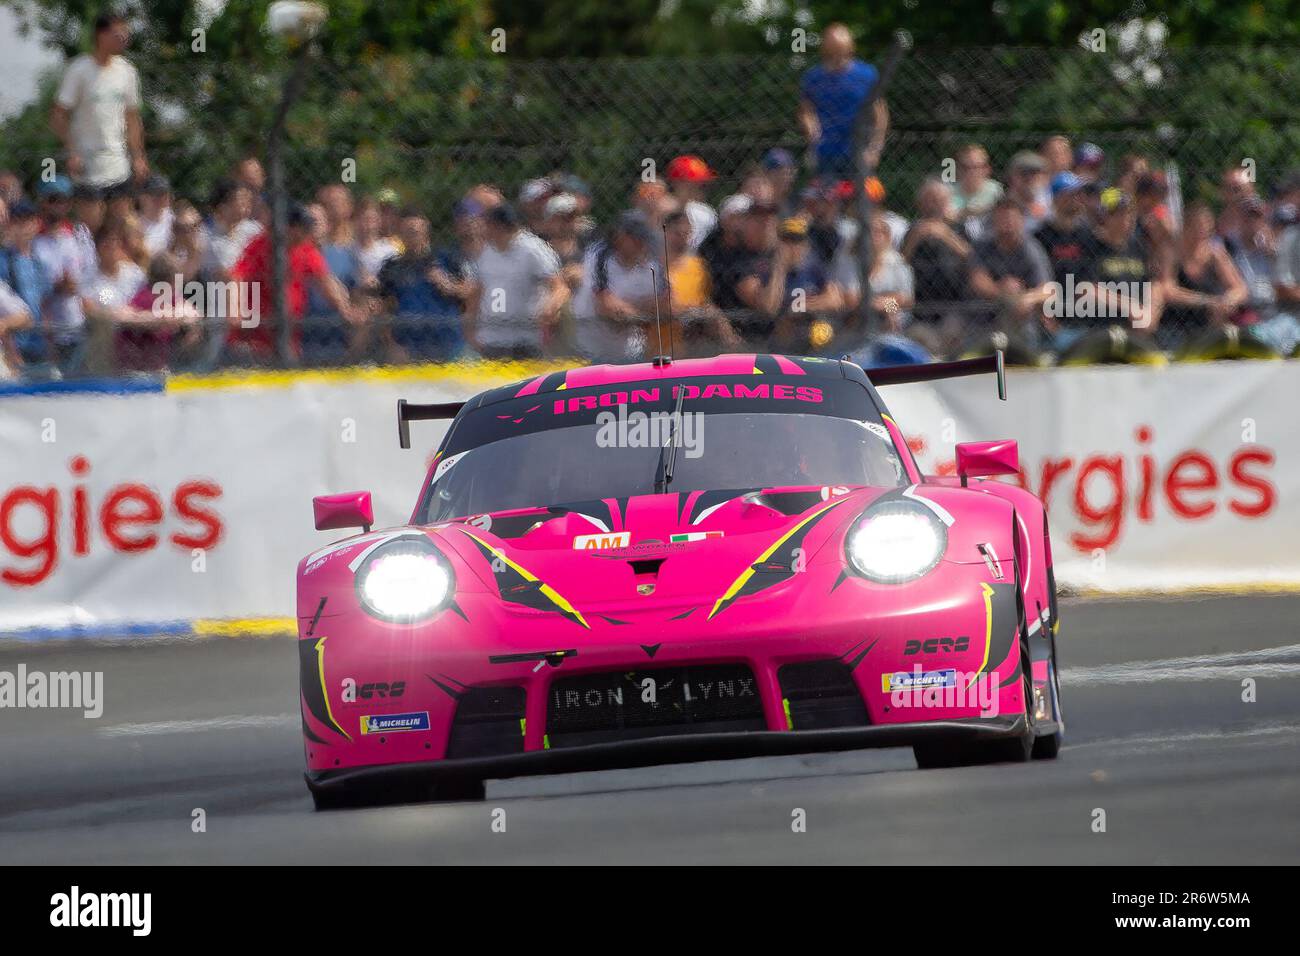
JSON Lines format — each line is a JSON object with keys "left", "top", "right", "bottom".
{"left": 268, "top": 44, "right": 313, "bottom": 366}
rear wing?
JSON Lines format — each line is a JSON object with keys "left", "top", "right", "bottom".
{"left": 397, "top": 398, "right": 463, "bottom": 449}
{"left": 864, "top": 351, "right": 1006, "bottom": 401}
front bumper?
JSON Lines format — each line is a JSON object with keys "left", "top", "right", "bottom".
{"left": 305, "top": 714, "right": 1027, "bottom": 798}
{"left": 300, "top": 557, "right": 1029, "bottom": 776}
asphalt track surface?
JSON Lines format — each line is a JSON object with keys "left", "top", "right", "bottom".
{"left": 1, "top": 593, "right": 1298, "bottom": 864}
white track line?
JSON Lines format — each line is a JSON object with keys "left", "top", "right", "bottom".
{"left": 97, "top": 714, "right": 297, "bottom": 738}
{"left": 1070, "top": 721, "right": 1300, "bottom": 751}
{"left": 1063, "top": 644, "right": 1300, "bottom": 685}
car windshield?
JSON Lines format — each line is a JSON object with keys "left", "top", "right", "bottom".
{"left": 418, "top": 376, "right": 904, "bottom": 522}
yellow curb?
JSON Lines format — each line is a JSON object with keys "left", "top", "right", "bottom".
{"left": 168, "top": 359, "right": 575, "bottom": 393}
{"left": 191, "top": 617, "right": 298, "bottom": 637}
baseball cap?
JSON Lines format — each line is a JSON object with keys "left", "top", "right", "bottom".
{"left": 561, "top": 174, "right": 591, "bottom": 197}
{"left": 666, "top": 155, "right": 716, "bottom": 182}
{"left": 374, "top": 187, "right": 400, "bottom": 206}
{"left": 1098, "top": 187, "right": 1131, "bottom": 214}
{"left": 795, "top": 184, "right": 826, "bottom": 205}
{"left": 142, "top": 174, "right": 171, "bottom": 195}
{"left": 1050, "top": 171, "right": 1083, "bottom": 196}
{"left": 486, "top": 203, "right": 520, "bottom": 227}
{"left": 9, "top": 199, "right": 38, "bottom": 218}
{"left": 544, "top": 193, "right": 578, "bottom": 217}
{"left": 287, "top": 203, "right": 314, "bottom": 228}
{"left": 37, "top": 176, "right": 73, "bottom": 199}
{"left": 1074, "top": 142, "right": 1105, "bottom": 168}
{"left": 518, "top": 178, "right": 552, "bottom": 204}
{"left": 864, "top": 176, "right": 886, "bottom": 203}
{"left": 452, "top": 197, "right": 484, "bottom": 219}
{"left": 613, "top": 210, "right": 655, "bottom": 243}
{"left": 1009, "top": 150, "right": 1047, "bottom": 174}
{"left": 1272, "top": 203, "right": 1299, "bottom": 228}
{"left": 719, "top": 194, "right": 752, "bottom": 218}
{"left": 778, "top": 216, "right": 809, "bottom": 240}
{"left": 761, "top": 147, "right": 796, "bottom": 171}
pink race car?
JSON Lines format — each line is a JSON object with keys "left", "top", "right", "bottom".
{"left": 298, "top": 352, "right": 1063, "bottom": 809}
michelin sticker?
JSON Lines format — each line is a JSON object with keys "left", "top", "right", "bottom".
{"left": 882, "top": 668, "right": 958, "bottom": 693}
{"left": 359, "top": 711, "right": 431, "bottom": 734}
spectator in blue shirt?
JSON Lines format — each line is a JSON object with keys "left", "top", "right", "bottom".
{"left": 798, "top": 23, "right": 888, "bottom": 178}
{"left": 0, "top": 200, "right": 53, "bottom": 366}
{"left": 376, "top": 209, "right": 467, "bottom": 362}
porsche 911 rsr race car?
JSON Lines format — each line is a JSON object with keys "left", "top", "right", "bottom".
{"left": 297, "top": 352, "right": 1063, "bottom": 809}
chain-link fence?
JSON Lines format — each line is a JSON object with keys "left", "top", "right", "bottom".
{"left": 4, "top": 45, "right": 1300, "bottom": 380}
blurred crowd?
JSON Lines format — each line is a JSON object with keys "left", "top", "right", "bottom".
{"left": 3, "top": 15, "right": 1299, "bottom": 380}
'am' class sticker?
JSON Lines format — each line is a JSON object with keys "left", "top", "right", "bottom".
{"left": 573, "top": 531, "right": 632, "bottom": 550}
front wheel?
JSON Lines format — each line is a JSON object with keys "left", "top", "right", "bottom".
{"left": 1032, "top": 621, "right": 1064, "bottom": 759}
{"left": 913, "top": 559, "right": 1035, "bottom": 769}
{"left": 912, "top": 637, "right": 1035, "bottom": 769}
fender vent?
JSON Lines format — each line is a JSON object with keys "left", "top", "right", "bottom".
{"left": 446, "top": 687, "right": 527, "bottom": 759}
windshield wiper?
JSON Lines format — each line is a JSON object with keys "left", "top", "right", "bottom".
{"left": 653, "top": 383, "right": 686, "bottom": 494}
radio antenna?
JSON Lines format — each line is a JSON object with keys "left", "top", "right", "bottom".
{"left": 650, "top": 266, "right": 667, "bottom": 366}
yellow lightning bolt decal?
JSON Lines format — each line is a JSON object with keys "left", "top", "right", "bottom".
{"left": 463, "top": 530, "right": 590, "bottom": 629}
{"left": 965, "top": 582, "right": 996, "bottom": 690}
{"left": 707, "top": 500, "right": 843, "bottom": 620}
{"left": 314, "top": 635, "right": 351, "bottom": 741}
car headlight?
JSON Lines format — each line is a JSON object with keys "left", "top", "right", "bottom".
{"left": 845, "top": 500, "right": 947, "bottom": 584}
{"left": 355, "top": 538, "right": 454, "bottom": 622}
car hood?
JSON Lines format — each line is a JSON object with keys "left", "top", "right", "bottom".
{"left": 428, "top": 486, "right": 889, "bottom": 617}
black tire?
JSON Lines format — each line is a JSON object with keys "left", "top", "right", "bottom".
{"left": 1032, "top": 620, "right": 1064, "bottom": 759}
{"left": 1032, "top": 544, "right": 1064, "bottom": 760}
{"left": 309, "top": 777, "right": 485, "bottom": 811}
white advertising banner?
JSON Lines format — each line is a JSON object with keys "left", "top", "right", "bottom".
{"left": 0, "top": 362, "right": 1295, "bottom": 634}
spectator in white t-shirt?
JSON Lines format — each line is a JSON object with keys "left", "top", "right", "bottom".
{"left": 138, "top": 175, "right": 174, "bottom": 256}
{"left": 666, "top": 155, "right": 718, "bottom": 251}
{"left": 32, "top": 176, "right": 95, "bottom": 368}
{"left": 464, "top": 204, "right": 567, "bottom": 359}
{"left": 84, "top": 228, "right": 146, "bottom": 321}
{"left": 573, "top": 211, "right": 670, "bottom": 361}
{"left": 201, "top": 178, "right": 261, "bottom": 278}
{"left": 354, "top": 199, "right": 398, "bottom": 286}
{"left": 50, "top": 13, "right": 147, "bottom": 204}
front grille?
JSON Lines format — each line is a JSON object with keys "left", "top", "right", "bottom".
{"left": 546, "top": 664, "right": 765, "bottom": 748}
{"left": 446, "top": 686, "right": 526, "bottom": 759}
{"left": 778, "top": 660, "right": 869, "bottom": 730}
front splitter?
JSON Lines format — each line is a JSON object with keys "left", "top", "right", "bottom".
{"left": 306, "top": 715, "right": 1027, "bottom": 798}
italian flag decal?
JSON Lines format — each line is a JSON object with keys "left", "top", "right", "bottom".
{"left": 670, "top": 531, "right": 724, "bottom": 543}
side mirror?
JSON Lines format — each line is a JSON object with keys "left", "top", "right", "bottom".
{"left": 955, "top": 440, "right": 1019, "bottom": 486}
{"left": 313, "top": 491, "right": 374, "bottom": 532}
